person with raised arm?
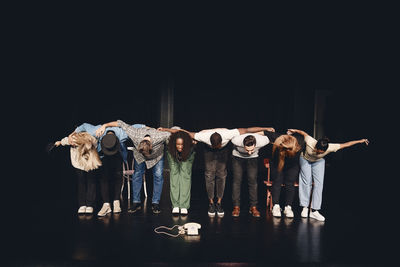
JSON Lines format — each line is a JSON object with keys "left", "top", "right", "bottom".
{"left": 288, "top": 129, "right": 369, "bottom": 221}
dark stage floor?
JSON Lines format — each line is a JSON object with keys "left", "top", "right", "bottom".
{"left": 6, "top": 149, "right": 393, "bottom": 266}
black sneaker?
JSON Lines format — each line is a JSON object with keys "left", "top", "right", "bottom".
{"left": 208, "top": 203, "right": 216, "bottom": 217}
{"left": 128, "top": 203, "right": 142, "bottom": 213}
{"left": 215, "top": 203, "right": 224, "bottom": 217}
{"left": 152, "top": 203, "right": 161, "bottom": 214}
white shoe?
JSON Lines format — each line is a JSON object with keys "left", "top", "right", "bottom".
{"left": 283, "top": 205, "right": 294, "bottom": 218}
{"left": 310, "top": 210, "right": 325, "bottom": 221}
{"left": 97, "top": 203, "right": 111, "bottom": 217}
{"left": 301, "top": 207, "right": 309, "bottom": 218}
{"left": 180, "top": 208, "right": 188, "bottom": 215}
{"left": 85, "top": 206, "right": 94, "bottom": 214}
{"left": 272, "top": 204, "right": 281, "bottom": 217}
{"left": 113, "top": 200, "right": 121, "bottom": 213}
{"left": 78, "top": 206, "right": 86, "bottom": 214}
{"left": 172, "top": 207, "right": 179, "bottom": 214}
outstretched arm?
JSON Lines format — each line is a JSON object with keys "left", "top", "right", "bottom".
{"left": 339, "top": 139, "right": 369, "bottom": 150}
{"left": 238, "top": 126, "right": 275, "bottom": 135}
{"left": 95, "top": 121, "right": 119, "bottom": 137}
{"left": 157, "top": 127, "right": 196, "bottom": 139}
{"left": 287, "top": 129, "right": 309, "bottom": 137}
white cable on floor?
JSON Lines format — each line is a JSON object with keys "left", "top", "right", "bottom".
{"left": 154, "top": 225, "right": 185, "bottom": 237}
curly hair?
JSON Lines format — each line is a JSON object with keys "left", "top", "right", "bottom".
{"left": 168, "top": 131, "right": 193, "bottom": 161}
{"left": 71, "top": 132, "right": 102, "bottom": 171}
{"left": 272, "top": 134, "right": 301, "bottom": 172}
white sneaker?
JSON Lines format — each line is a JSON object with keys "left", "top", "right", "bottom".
{"left": 78, "top": 206, "right": 86, "bottom": 214}
{"left": 172, "top": 207, "right": 179, "bottom": 214}
{"left": 97, "top": 203, "right": 111, "bottom": 217}
{"left": 85, "top": 206, "right": 94, "bottom": 214}
{"left": 113, "top": 200, "right": 121, "bottom": 213}
{"left": 284, "top": 205, "right": 294, "bottom": 218}
{"left": 310, "top": 210, "right": 325, "bottom": 221}
{"left": 180, "top": 208, "right": 188, "bottom": 215}
{"left": 301, "top": 207, "right": 309, "bottom": 218}
{"left": 272, "top": 204, "right": 281, "bottom": 217}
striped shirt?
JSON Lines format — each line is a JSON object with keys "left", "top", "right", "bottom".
{"left": 118, "top": 120, "right": 171, "bottom": 169}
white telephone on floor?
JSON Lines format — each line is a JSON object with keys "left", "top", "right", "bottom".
{"left": 183, "top": 222, "right": 201, "bottom": 235}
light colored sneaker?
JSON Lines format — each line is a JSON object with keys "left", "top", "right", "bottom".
{"left": 97, "top": 203, "right": 111, "bottom": 217}
{"left": 85, "top": 206, "right": 94, "bottom": 214}
{"left": 180, "top": 208, "right": 188, "bottom": 215}
{"left": 284, "top": 205, "right": 294, "bottom": 218}
{"left": 310, "top": 210, "right": 325, "bottom": 221}
{"left": 113, "top": 200, "right": 121, "bottom": 213}
{"left": 172, "top": 207, "right": 179, "bottom": 214}
{"left": 78, "top": 206, "right": 86, "bottom": 214}
{"left": 272, "top": 204, "right": 281, "bottom": 217}
{"left": 301, "top": 207, "right": 309, "bottom": 218}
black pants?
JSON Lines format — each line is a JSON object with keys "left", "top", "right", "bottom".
{"left": 99, "top": 154, "right": 123, "bottom": 203}
{"left": 204, "top": 145, "right": 229, "bottom": 200}
{"left": 231, "top": 156, "right": 258, "bottom": 207}
{"left": 76, "top": 169, "right": 97, "bottom": 207}
{"left": 271, "top": 163, "right": 299, "bottom": 206}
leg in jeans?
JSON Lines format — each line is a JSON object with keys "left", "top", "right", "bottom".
{"left": 151, "top": 156, "right": 164, "bottom": 204}
{"left": 299, "top": 156, "right": 312, "bottom": 208}
{"left": 310, "top": 159, "right": 325, "bottom": 210}
{"left": 85, "top": 169, "right": 97, "bottom": 207}
{"left": 112, "top": 154, "right": 123, "bottom": 201}
{"left": 284, "top": 163, "right": 299, "bottom": 206}
{"left": 271, "top": 164, "right": 283, "bottom": 205}
{"left": 247, "top": 158, "right": 259, "bottom": 208}
{"left": 232, "top": 156, "right": 243, "bottom": 207}
{"left": 132, "top": 159, "right": 146, "bottom": 203}
{"left": 204, "top": 150, "right": 217, "bottom": 201}
{"left": 215, "top": 148, "right": 228, "bottom": 200}
{"left": 76, "top": 169, "right": 87, "bottom": 207}
{"left": 99, "top": 163, "right": 110, "bottom": 203}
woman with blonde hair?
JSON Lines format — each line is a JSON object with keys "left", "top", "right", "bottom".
{"left": 261, "top": 130, "right": 303, "bottom": 218}
{"left": 55, "top": 132, "right": 102, "bottom": 214}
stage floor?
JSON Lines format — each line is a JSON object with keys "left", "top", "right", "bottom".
{"left": 6, "top": 156, "right": 393, "bottom": 266}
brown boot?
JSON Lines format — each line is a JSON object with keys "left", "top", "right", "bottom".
{"left": 232, "top": 206, "right": 240, "bottom": 217}
{"left": 249, "top": 206, "right": 260, "bottom": 218}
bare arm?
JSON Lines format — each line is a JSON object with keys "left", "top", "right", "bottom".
{"left": 339, "top": 139, "right": 369, "bottom": 150}
{"left": 95, "top": 121, "right": 119, "bottom": 137}
{"left": 238, "top": 126, "right": 275, "bottom": 135}
{"left": 287, "top": 129, "right": 309, "bottom": 137}
{"left": 157, "top": 127, "right": 196, "bottom": 139}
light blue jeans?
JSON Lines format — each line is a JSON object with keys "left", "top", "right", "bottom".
{"left": 132, "top": 157, "right": 164, "bottom": 204}
{"left": 299, "top": 156, "right": 325, "bottom": 210}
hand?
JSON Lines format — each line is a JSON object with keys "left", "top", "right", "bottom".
{"left": 266, "top": 127, "right": 275, "bottom": 132}
{"left": 157, "top": 127, "right": 164, "bottom": 131}
{"left": 54, "top": 141, "right": 61, "bottom": 147}
{"left": 361, "top": 139, "right": 369, "bottom": 145}
{"left": 68, "top": 133, "right": 77, "bottom": 146}
{"left": 96, "top": 125, "right": 106, "bottom": 137}
{"left": 287, "top": 129, "right": 294, "bottom": 135}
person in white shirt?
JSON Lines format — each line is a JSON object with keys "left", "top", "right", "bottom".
{"left": 231, "top": 133, "right": 270, "bottom": 217}
{"left": 158, "top": 126, "right": 274, "bottom": 217}
{"left": 288, "top": 129, "right": 369, "bottom": 221}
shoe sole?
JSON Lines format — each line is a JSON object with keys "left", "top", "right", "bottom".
{"left": 310, "top": 215, "right": 325, "bottom": 221}
{"left": 113, "top": 209, "right": 122, "bottom": 213}
{"left": 97, "top": 210, "right": 111, "bottom": 217}
{"left": 208, "top": 212, "right": 216, "bottom": 217}
{"left": 232, "top": 214, "right": 240, "bottom": 217}
{"left": 249, "top": 211, "right": 260, "bottom": 218}
{"left": 128, "top": 207, "right": 142, "bottom": 213}
{"left": 217, "top": 212, "right": 224, "bottom": 217}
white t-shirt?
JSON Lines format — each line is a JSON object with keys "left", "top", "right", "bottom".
{"left": 302, "top": 135, "right": 341, "bottom": 162}
{"left": 231, "top": 133, "right": 269, "bottom": 158}
{"left": 194, "top": 128, "right": 240, "bottom": 148}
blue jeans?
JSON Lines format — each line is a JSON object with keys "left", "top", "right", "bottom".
{"left": 132, "top": 157, "right": 164, "bottom": 204}
{"left": 299, "top": 156, "right": 325, "bottom": 210}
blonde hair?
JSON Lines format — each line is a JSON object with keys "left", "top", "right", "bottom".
{"left": 272, "top": 135, "right": 301, "bottom": 172}
{"left": 71, "top": 132, "right": 102, "bottom": 171}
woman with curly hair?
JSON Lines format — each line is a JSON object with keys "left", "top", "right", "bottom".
{"left": 288, "top": 129, "right": 369, "bottom": 221}
{"left": 55, "top": 132, "right": 102, "bottom": 214}
{"left": 165, "top": 130, "right": 196, "bottom": 215}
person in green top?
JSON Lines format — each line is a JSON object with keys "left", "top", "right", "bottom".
{"left": 165, "top": 129, "right": 196, "bottom": 215}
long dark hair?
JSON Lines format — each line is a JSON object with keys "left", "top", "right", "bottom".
{"left": 168, "top": 131, "right": 193, "bottom": 161}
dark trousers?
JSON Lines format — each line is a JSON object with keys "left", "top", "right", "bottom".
{"left": 232, "top": 156, "right": 258, "bottom": 207}
{"left": 204, "top": 146, "right": 229, "bottom": 200}
{"left": 76, "top": 169, "right": 97, "bottom": 207}
{"left": 271, "top": 163, "right": 300, "bottom": 206}
{"left": 99, "top": 154, "right": 123, "bottom": 203}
